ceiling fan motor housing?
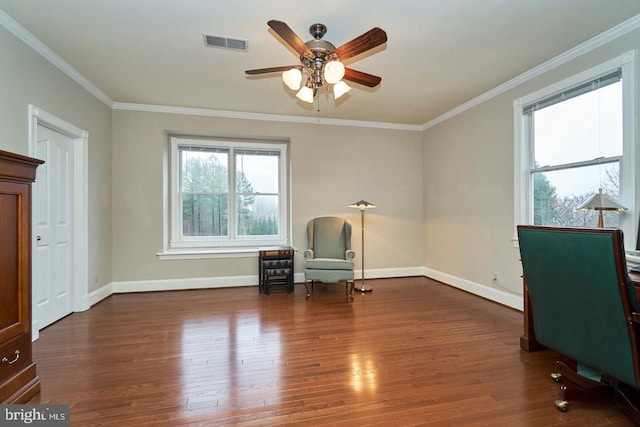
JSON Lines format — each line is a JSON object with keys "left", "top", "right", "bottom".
{"left": 301, "top": 24, "right": 337, "bottom": 87}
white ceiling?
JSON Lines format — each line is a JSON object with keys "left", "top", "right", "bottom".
{"left": 2, "top": 1, "right": 640, "bottom": 126}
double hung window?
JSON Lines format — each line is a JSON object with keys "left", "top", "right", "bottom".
{"left": 168, "top": 136, "right": 289, "bottom": 254}
{"left": 514, "top": 52, "right": 637, "bottom": 246}
{"left": 525, "top": 71, "right": 622, "bottom": 227}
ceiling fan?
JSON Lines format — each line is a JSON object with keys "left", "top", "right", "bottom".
{"left": 245, "top": 20, "right": 387, "bottom": 103}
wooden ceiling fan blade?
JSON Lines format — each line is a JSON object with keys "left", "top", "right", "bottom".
{"left": 332, "top": 28, "right": 387, "bottom": 61}
{"left": 343, "top": 68, "right": 382, "bottom": 87}
{"left": 245, "top": 66, "right": 299, "bottom": 75}
{"left": 267, "top": 20, "right": 313, "bottom": 57}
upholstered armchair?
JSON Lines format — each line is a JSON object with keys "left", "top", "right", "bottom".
{"left": 517, "top": 225, "right": 640, "bottom": 422}
{"left": 304, "top": 216, "right": 356, "bottom": 299}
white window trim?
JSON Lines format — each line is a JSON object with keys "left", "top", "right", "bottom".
{"left": 513, "top": 50, "right": 638, "bottom": 250}
{"left": 158, "top": 136, "right": 290, "bottom": 260}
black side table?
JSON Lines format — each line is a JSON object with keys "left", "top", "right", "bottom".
{"left": 259, "top": 247, "right": 294, "bottom": 294}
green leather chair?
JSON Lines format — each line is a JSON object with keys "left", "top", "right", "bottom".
{"left": 517, "top": 225, "right": 640, "bottom": 421}
{"left": 304, "top": 216, "right": 355, "bottom": 299}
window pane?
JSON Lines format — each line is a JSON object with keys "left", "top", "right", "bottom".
{"left": 182, "top": 194, "right": 228, "bottom": 236}
{"left": 533, "top": 162, "right": 620, "bottom": 227}
{"left": 181, "top": 149, "right": 228, "bottom": 192}
{"left": 236, "top": 194, "right": 279, "bottom": 236}
{"left": 533, "top": 82, "right": 622, "bottom": 167}
{"left": 180, "top": 147, "right": 229, "bottom": 236}
{"left": 235, "top": 151, "right": 280, "bottom": 237}
{"left": 235, "top": 152, "right": 279, "bottom": 193}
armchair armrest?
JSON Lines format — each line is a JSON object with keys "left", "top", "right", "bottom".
{"left": 346, "top": 249, "right": 356, "bottom": 261}
{"left": 304, "top": 249, "right": 314, "bottom": 260}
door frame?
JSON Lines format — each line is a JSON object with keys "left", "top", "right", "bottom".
{"left": 28, "top": 105, "right": 89, "bottom": 340}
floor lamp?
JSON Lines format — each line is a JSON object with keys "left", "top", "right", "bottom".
{"left": 349, "top": 200, "right": 376, "bottom": 292}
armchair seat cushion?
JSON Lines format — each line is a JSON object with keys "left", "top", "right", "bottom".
{"left": 305, "top": 258, "right": 354, "bottom": 270}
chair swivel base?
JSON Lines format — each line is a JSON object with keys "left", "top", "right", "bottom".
{"left": 550, "top": 361, "right": 614, "bottom": 414}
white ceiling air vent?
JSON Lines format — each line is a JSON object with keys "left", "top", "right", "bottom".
{"left": 203, "top": 33, "right": 248, "bottom": 52}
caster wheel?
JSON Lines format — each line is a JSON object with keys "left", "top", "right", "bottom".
{"left": 554, "top": 399, "right": 569, "bottom": 412}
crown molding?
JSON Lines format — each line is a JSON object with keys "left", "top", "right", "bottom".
{"left": 0, "top": 9, "right": 114, "bottom": 107}
{"left": 112, "top": 102, "right": 423, "bottom": 131}
{"left": 4, "top": 6, "right": 638, "bottom": 132}
{"left": 422, "top": 13, "right": 640, "bottom": 130}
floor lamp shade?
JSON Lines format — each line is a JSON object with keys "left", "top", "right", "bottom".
{"left": 349, "top": 200, "right": 376, "bottom": 292}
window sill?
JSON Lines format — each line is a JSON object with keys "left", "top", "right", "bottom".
{"left": 158, "top": 245, "right": 297, "bottom": 260}
{"left": 157, "top": 248, "right": 260, "bottom": 260}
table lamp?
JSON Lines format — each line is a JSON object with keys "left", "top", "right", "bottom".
{"left": 576, "top": 188, "right": 627, "bottom": 227}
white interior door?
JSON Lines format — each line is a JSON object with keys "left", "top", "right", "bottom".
{"left": 33, "top": 124, "right": 74, "bottom": 329}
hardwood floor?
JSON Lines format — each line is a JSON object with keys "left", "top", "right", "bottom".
{"left": 29, "top": 277, "right": 634, "bottom": 426}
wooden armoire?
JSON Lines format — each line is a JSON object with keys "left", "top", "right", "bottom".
{"left": 0, "top": 150, "right": 42, "bottom": 403}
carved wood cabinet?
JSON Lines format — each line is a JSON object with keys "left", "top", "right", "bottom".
{"left": 0, "top": 150, "right": 42, "bottom": 403}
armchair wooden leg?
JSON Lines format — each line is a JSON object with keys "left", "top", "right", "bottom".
{"left": 348, "top": 280, "right": 354, "bottom": 299}
{"left": 304, "top": 280, "right": 313, "bottom": 299}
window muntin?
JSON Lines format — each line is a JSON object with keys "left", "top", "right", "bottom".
{"left": 170, "top": 137, "right": 288, "bottom": 251}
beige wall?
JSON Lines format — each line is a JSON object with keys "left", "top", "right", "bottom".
{"left": 0, "top": 26, "right": 113, "bottom": 293}
{"left": 4, "top": 16, "right": 639, "bottom": 306}
{"left": 422, "top": 28, "right": 640, "bottom": 296}
{"left": 112, "top": 110, "right": 424, "bottom": 283}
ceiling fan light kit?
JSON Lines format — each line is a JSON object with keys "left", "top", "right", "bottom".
{"left": 246, "top": 20, "right": 387, "bottom": 106}
{"left": 296, "top": 85, "right": 314, "bottom": 103}
{"left": 282, "top": 68, "right": 302, "bottom": 90}
{"left": 321, "top": 60, "right": 345, "bottom": 84}
{"left": 333, "top": 80, "right": 351, "bottom": 98}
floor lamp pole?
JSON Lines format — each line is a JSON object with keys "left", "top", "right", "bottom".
{"left": 349, "top": 199, "right": 376, "bottom": 293}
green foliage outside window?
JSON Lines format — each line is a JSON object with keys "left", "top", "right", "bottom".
{"left": 181, "top": 152, "right": 278, "bottom": 237}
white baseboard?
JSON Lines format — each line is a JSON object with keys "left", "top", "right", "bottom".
{"left": 87, "top": 275, "right": 257, "bottom": 307}
{"left": 113, "top": 275, "right": 256, "bottom": 293}
{"left": 85, "top": 266, "right": 523, "bottom": 312}
{"left": 87, "top": 282, "right": 115, "bottom": 307}
{"left": 422, "top": 267, "right": 523, "bottom": 311}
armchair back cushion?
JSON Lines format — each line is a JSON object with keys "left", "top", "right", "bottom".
{"left": 308, "top": 216, "right": 352, "bottom": 260}
{"left": 517, "top": 225, "right": 640, "bottom": 387}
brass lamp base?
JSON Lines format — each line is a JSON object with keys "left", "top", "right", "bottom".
{"left": 355, "top": 283, "right": 373, "bottom": 292}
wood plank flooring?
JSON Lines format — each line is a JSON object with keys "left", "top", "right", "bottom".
{"left": 29, "top": 277, "right": 635, "bottom": 426}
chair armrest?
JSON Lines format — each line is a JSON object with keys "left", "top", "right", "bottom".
{"left": 346, "top": 249, "right": 356, "bottom": 261}
{"left": 304, "top": 249, "right": 314, "bottom": 260}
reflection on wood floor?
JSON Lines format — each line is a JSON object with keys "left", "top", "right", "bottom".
{"left": 30, "top": 277, "right": 633, "bottom": 426}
